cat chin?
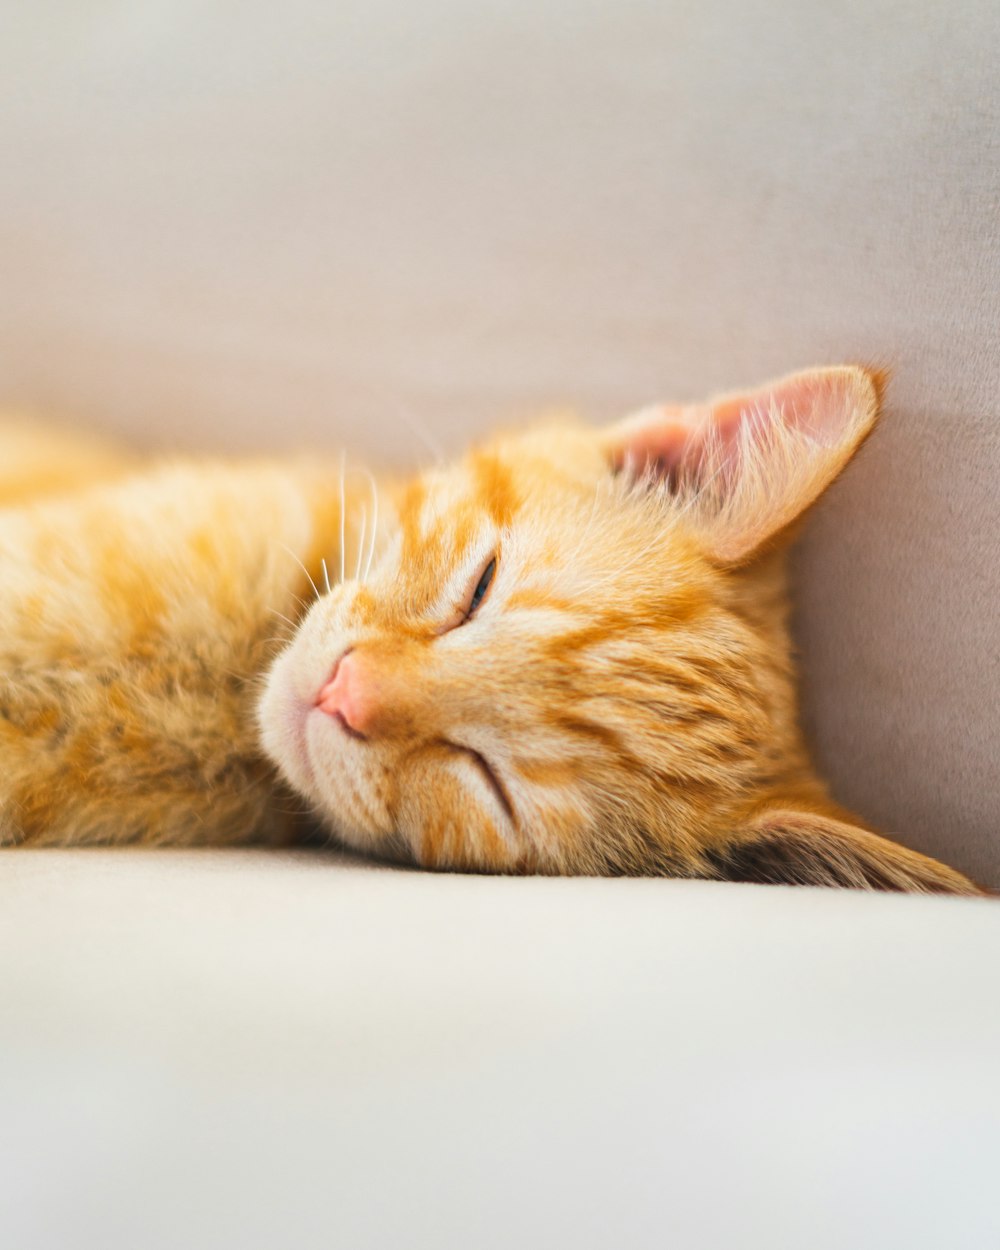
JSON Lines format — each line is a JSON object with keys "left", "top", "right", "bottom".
{"left": 257, "top": 650, "right": 319, "bottom": 800}
{"left": 258, "top": 598, "right": 348, "bottom": 798}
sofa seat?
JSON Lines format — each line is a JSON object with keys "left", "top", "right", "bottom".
{"left": 3, "top": 850, "right": 998, "bottom": 1249}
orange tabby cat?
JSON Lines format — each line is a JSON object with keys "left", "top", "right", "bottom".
{"left": 0, "top": 368, "right": 982, "bottom": 893}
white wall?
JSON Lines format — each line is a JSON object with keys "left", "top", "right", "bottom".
{"left": 2, "top": 0, "right": 998, "bottom": 879}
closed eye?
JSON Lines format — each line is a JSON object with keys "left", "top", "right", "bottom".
{"left": 440, "top": 737, "right": 515, "bottom": 824}
{"left": 464, "top": 556, "right": 496, "bottom": 621}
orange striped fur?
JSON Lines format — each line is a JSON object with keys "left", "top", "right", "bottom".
{"left": 0, "top": 373, "right": 983, "bottom": 892}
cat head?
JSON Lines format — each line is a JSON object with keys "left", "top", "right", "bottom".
{"left": 259, "top": 365, "right": 980, "bottom": 894}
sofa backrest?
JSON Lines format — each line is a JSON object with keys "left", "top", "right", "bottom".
{"left": 2, "top": 1, "right": 997, "bottom": 881}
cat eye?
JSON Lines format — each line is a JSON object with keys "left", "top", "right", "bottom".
{"left": 465, "top": 556, "right": 497, "bottom": 620}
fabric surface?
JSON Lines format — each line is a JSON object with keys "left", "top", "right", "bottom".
{"left": 2, "top": 850, "right": 999, "bottom": 1250}
{"left": 1, "top": 2, "right": 998, "bottom": 881}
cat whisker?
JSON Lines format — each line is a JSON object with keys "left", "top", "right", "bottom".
{"left": 264, "top": 634, "right": 294, "bottom": 649}
{"left": 363, "top": 468, "right": 379, "bottom": 582}
{"left": 321, "top": 557, "right": 332, "bottom": 595}
{"left": 267, "top": 607, "right": 299, "bottom": 631}
{"left": 354, "top": 504, "right": 368, "bottom": 583}
{"left": 394, "top": 402, "right": 445, "bottom": 466}
{"left": 277, "top": 542, "right": 320, "bottom": 602}
{"left": 338, "top": 450, "right": 347, "bottom": 586}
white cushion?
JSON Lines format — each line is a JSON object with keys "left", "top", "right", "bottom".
{"left": 2, "top": 851, "right": 998, "bottom": 1249}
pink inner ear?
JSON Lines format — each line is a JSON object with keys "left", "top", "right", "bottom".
{"left": 717, "top": 372, "right": 857, "bottom": 447}
{"left": 607, "top": 404, "right": 712, "bottom": 482}
{"left": 610, "top": 369, "right": 865, "bottom": 486}
{"left": 604, "top": 365, "right": 880, "bottom": 561}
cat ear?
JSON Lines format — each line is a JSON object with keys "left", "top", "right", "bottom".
{"left": 601, "top": 365, "right": 884, "bottom": 562}
{"left": 703, "top": 808, "right": 982, "bottom": 895}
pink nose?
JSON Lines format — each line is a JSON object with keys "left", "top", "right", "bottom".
{"left": 315, "top": 651, "right": 372, "bottom": 738}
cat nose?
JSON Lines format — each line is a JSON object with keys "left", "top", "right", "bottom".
{"left": 315, "top": 650, "right": 373, "bottom": 739}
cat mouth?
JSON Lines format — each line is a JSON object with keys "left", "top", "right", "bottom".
{"left": 324, "top": 707, "right": 367, "bottom": 742}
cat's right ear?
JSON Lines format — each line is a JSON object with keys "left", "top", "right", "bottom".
{"left": 600, "top": 365, "right": 884, "bottom": 563}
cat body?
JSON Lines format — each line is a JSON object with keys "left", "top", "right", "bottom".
{"left": 0, "top": 440, "right": 348, "bottom": 846}
{"left": 0, "top": 372, "right": 983, "bottom": 893}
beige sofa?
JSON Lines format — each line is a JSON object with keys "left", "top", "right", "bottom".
{"left": 2, "top": 3, "right": 998, "bottom": 1247}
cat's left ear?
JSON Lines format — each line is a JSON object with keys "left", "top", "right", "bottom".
{"left": 703, "top": 808, "right": 983, "bottom": 895}
{"left": 601, "top": 365, "right": 884, "bottom": 563}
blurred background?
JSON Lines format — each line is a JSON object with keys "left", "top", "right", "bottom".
{"left": 2, "top": 0, "right": 999, "bottom": 882}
